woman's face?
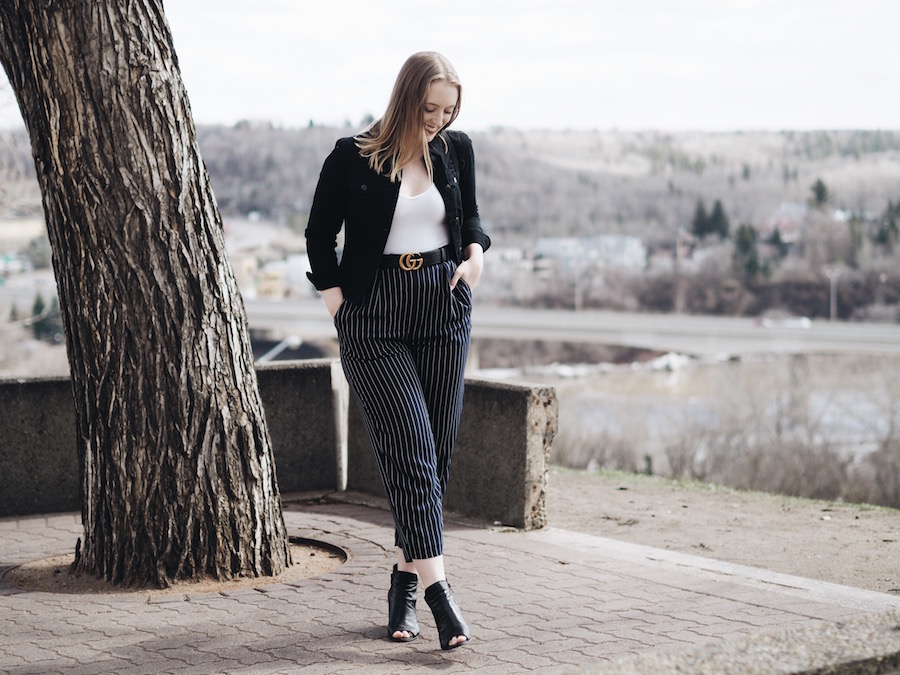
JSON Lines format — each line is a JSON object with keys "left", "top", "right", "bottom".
{"left": 423, "top": 80, "right": 458, "bottom": 141}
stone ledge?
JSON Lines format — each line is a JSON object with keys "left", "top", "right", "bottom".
{"left": 584, "top": 610, "right": 900, "bottom": 675}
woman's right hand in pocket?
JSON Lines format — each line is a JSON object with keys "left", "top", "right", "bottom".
{"left": 321, "top": 286, "right": 344, "bottom": 318}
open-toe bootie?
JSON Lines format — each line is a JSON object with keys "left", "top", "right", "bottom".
{"left": 388, "top": 565, "right": 419, "bottom": 642}
{"left": 424, "top": 580, "right": 471, "bottom": 651}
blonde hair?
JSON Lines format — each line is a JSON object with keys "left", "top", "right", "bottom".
{"left": 356, "top": 52, "right": 461, "bottom": 183}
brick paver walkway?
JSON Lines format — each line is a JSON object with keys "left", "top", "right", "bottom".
{"left": 2, "top": 499, "right": 899, "bottom": 673}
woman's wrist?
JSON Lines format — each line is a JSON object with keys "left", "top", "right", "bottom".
{"left": 320, "top": 286, "right": 344, "bottom": 317}
{"left": 456, "top": 244, "right": 484, "bottom": 288}
{"left": 463, "top": 243, "right": 484, "bottom": 262}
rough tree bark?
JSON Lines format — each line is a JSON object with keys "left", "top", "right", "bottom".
{"left": 0, "top": 2, "right": 292, "bottom": 586}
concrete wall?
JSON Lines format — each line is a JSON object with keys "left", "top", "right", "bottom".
{"left": 1, "top": 362, "right": 556, "bottom": 528}
{"left": 256, "top": 360, "right": 348, "bottom": 494}
{"left": 347, "top": 378, "right": 557, "bottom": 530}
{"left": 0, "top": 376, "right": 79, "bottom": 517}
{"left": 451, "top": 379, "right": 557, "bottom": 529}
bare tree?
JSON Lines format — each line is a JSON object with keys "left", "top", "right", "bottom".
{"left": 0, "top": 1, "right": 291, "bottom": 586}
{"left": 0, "top": 77, "right": 22, "bottom": 211}
{"left": 843, "top": 359, "right": 900, "bottom": 507}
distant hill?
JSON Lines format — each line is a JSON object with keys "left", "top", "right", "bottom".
{"left": 179, "top": 125, "right": 900, "bottom": 250}
{"left": 474, "top": 128, "right": 900, "bottom": 246}
{"left": 3, "top": 124, "right": 900, "bottom": 248}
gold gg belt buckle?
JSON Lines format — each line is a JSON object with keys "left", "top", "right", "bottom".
{"left": 399, "top": 252, "right": 424, "bottom": 271}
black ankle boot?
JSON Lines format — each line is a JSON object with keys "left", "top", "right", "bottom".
{"left": 424, "top": 580, "right": 471, "bottom": 651}
{"left": 388, "top": 565, "right": 419, "bottom": 642}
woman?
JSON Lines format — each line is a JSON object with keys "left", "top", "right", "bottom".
{"left": 305, "top": 52, "right": 490, "bottom": 650}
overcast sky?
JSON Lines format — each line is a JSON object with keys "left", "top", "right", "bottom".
{"left": 2, "top": 0, "right": 899, "bottom": 131}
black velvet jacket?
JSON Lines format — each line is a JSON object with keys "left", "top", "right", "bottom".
{"left": 304, "top": 130, "right": 491, "bottom": 303}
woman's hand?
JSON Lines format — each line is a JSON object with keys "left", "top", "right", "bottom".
{"left": 450, "top": 244, "right": 484, "bottom": 290}
{"left": 320, "top": 286, "right": 344, "bottom": 317}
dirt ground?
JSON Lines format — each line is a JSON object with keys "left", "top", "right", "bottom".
{"left": 4, "top": 540, "right": 345, "bottom": 596}
{"left": 546, "top": 467, "right": 900, "bottom": 595}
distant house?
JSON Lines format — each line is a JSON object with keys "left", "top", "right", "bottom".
{"left": 0, "top": 252, "right": 31, "bottom": 275}
{"left": 256, "top": 265, "right": 287, "bottom": 300}
{"left": 535, "top": 237, "right": 582, "bottom": 262}
{"left": 764, "top": 202, "right": 807, "bottom": 243}
{"left": 230, "top": 253, "right": 260, "bottom": 299}
{"left": 535, "top": 235, "right": 646, "bottom": 270}
{"left": 255, "top": 254, "right": 314, "bottom": 300}
{"left": 491, "top": 246, "right": 527, "bottom": 263}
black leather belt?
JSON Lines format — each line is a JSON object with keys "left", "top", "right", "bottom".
{"left": 381, "top": 245, "right": 452, "bottom": 271}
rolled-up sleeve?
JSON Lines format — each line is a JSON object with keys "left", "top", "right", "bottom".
{"left": 305, "top": 140, "right": 350, "bottom": 290}
{"left": 455, "top": 132, "right": 491, "bottom": 254}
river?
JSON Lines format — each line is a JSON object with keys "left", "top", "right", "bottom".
{"left": 480, "top": 352, "right": 900, "bottom": 475}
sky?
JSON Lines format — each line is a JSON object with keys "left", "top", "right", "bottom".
{"left": 1, "top": 0, "right": 899, "bottom": 132}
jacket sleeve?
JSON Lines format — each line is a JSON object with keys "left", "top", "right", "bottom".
{"left": 452, "top": 131, "right": 491, "bottom": 254}
{"left": 304, "top": 139, "right": 352, "bottom": 291}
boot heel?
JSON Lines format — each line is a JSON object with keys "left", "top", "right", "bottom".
{"left": 424, "top": 580, "right": 471, "bottom": 650}
{"left": 388, "top": 565, "right": 419, "bottom": 642}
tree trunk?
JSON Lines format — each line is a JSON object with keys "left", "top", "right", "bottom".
{"left": 0, "top": 1, "right": 292, "bottom": 587}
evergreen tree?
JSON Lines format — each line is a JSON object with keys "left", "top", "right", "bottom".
{"left": 691, "top": 199, "right": 709, "bottom": 238}
{"left": 875, "top": 199, "right": 900, "bottom": 250}
{"left": 33, "top": 296, "right": 64, "bottom": 342}
{"left": 733, "top": 224, "right": 760, "bottom": 280}
{"left": 25, "top": 235, "right": 52, "bottom": 269}
{"left": 31, "top": 291, "right": 45, "bottom": 323}
{"left": 810, "top": 178, "right": 832, "bottom": 209}
{"left": 708, "top": 199, "right": 730, "bottom": 239}
{"left": 766, "top": 227, "right": 789, "bottom": 258}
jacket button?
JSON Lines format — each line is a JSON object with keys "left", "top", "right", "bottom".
{"left": 360, "top": 184, "right": 368, "bottom": 191}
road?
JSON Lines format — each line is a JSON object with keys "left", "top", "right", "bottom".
{"left": 244, "top": 298, "right": 900, "bottom": 357}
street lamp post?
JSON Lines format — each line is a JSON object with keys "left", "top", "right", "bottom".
{"left": 824, "top": 267, "right": 841, "bottom": 322}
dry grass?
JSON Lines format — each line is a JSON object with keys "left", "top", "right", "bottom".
{"left": 547, "top": 354, "right": 900, "bottom": 509}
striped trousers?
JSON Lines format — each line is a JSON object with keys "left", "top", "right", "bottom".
{"left": 335, "top": 260, "right": 472, "bottom": 562}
